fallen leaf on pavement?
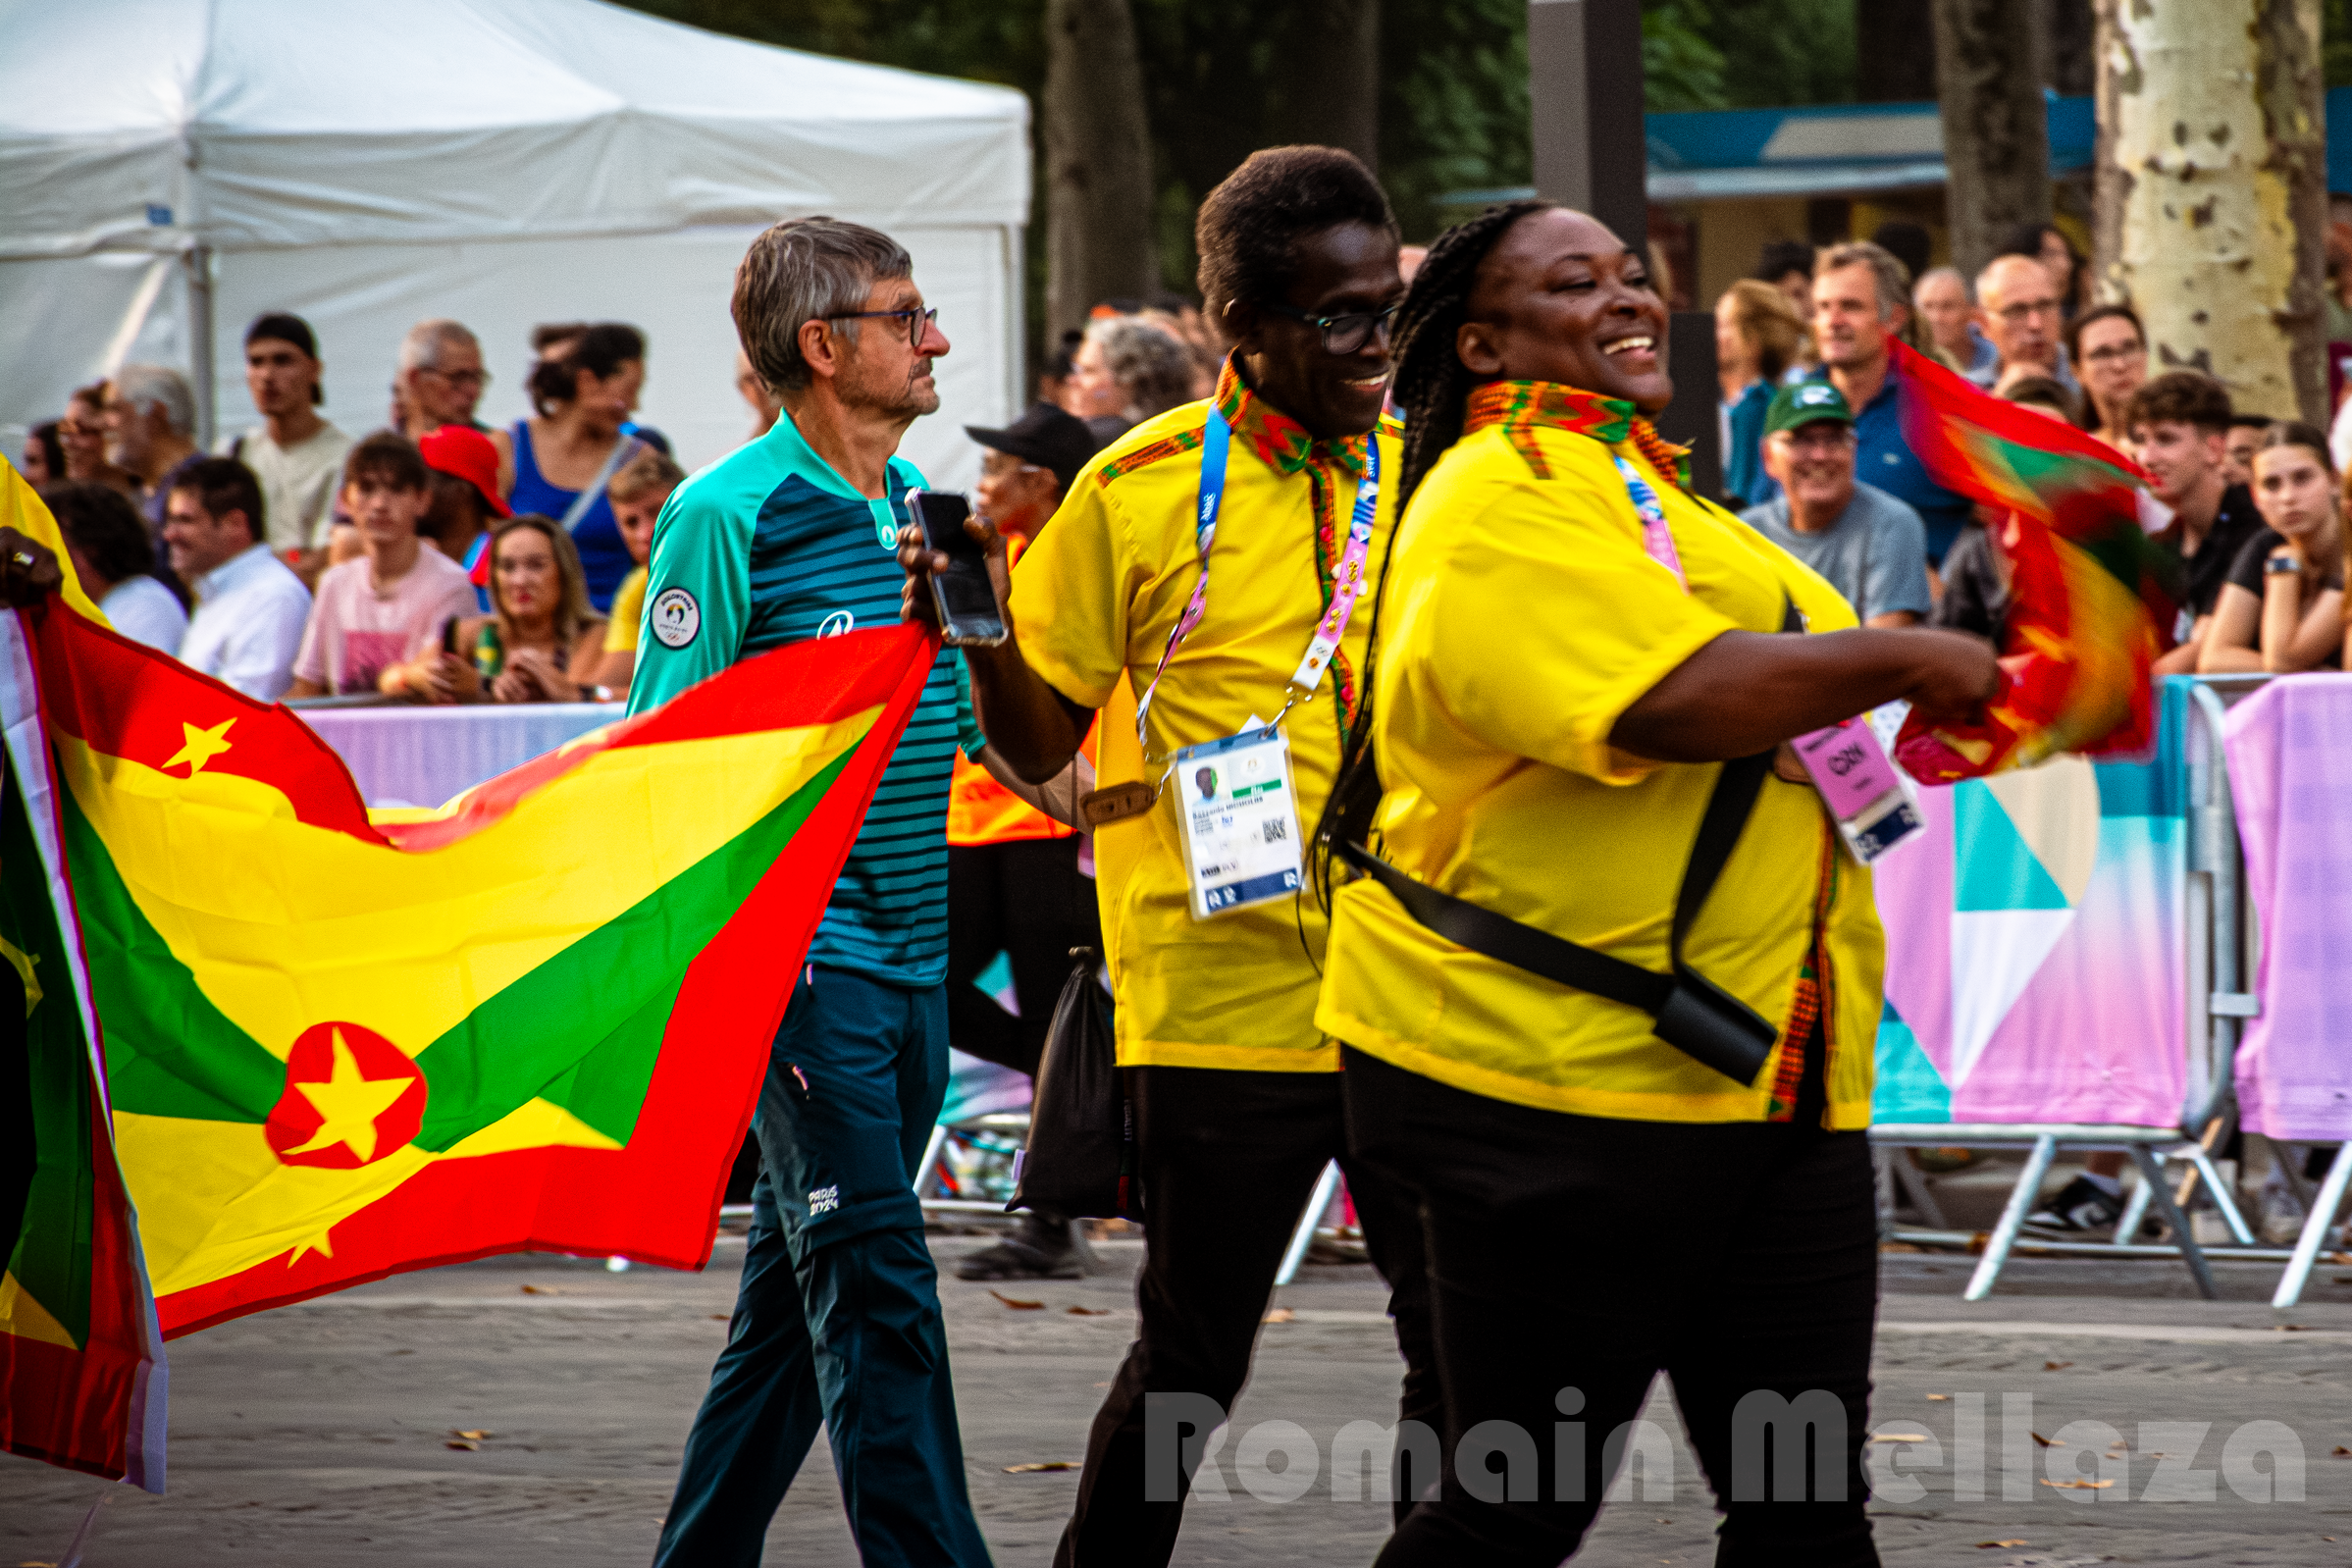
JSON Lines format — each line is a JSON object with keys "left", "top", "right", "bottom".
{"left": 1870, "top": 1433, "right": 1930, "bottom": 1442}
{"left": 2030, "top": 1432, "right": 2063, "bottom": 1447}
{"left": 446, "top": 1440, "right": 480, "bottom": 1451}
{"left": 2332, "top": 1445, "right": 2351, "bottom": 1456}
{"left": 2275, "top": 1324, "right": 2310, "bottom": 1332}
{"left": 1066, "top": 1306, "right": 1110, "bottom": 1316}
{"left": 1975, "top": 1542, "right": 2025, "bottom": 1550}
{"left": 2042, "top": 1360, "right": 2072, "bottom": 1371}
{"left": 1003, "top": 1461, "right": 1079, "bottom": 1474}
{"left": 2039, "top": 1478, "right": 2113, "bottom": 1490}
{"left": 710, "top": 1315, "right": 728, "bottom": 1322}
{"left": 990, "top": 1290, "right": 1044, "bottom": 1310}
{"left": 1926, "top": 1393, "right": 1951, "bottom": 1401}
{"left": 1264, "top": 1307, "right": 1295, "bottom": 1323}
{"left": 451, "top": 1430, "right": 492, "bottom": 1440}
{"left": 520, "top": 1284, "right": 560, "bottom": 1295}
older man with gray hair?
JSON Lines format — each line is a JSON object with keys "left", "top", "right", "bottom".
{"left": 630, "top": 216, "right": 992, "bottom": 1568}
{"left": 394, "top": 318, "right": 491, "bottom": 441}
{"left": 100, "top": 364, "right": 203, "bottom": 532}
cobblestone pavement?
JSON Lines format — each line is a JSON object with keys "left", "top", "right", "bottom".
{"left": 8, "top": 1240, "right": 2352, "bottom": 1565}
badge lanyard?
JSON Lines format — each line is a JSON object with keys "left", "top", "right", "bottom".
{"left": 1612, "top": 449, "right": 1920, "bottom": 865}
{"left": 1130, "top": 407, "right": 1381, "bottom": 755}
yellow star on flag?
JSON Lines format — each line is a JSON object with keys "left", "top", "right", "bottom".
{"left": 164, "top": 717, "right": 236, "bottom": 775}
{"left": 285, "top": 1027, "right": 414, "bottom": 1164}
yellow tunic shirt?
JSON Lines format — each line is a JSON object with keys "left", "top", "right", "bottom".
{"left": 1315, "top": 383, "right": 1883, "bottom": 1126}
{"left": 1011, "top": 361, "right": 1403, "bottom": 1071}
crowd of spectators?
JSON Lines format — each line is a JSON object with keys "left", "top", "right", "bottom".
{"left": 13, "top": 307, "right": 688, "bottom": 707}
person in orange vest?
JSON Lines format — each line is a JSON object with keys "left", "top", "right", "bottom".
{"left": 944, "top": 402, "right": 1106, "bottom": 1281}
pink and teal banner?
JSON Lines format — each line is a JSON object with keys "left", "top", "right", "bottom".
{"left": 1873, "top": 682, "right": 2190, "bottom": 1126}
{"left": 2222, "top": 674, "right": 2352, "bottom": 1143}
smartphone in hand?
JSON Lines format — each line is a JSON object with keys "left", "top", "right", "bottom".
{"left": 905, "top": 489, "right": 1008, "bottom": 646}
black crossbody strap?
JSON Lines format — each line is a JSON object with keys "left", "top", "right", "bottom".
{"left": 1342, "top": 598, "right": 1803, "bottom": 1085}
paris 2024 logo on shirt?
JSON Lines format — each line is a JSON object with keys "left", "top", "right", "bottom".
{"left": 651, "top": 587, "right": 700, "bottom": 649}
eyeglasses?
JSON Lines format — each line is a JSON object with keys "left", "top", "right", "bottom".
{"left": 1780, "top": 428, "right": 1855, "bottom": 455}
{"left": 1259, "top": 300, "right": 1400, "bottom": 355}
{"left": 423, "top": 367, "right": 492, "bottom": 390}
{"left": 827, "top": 306, "right": 940, "bottom": 348}
{"left": 2080, "top": 342, "right": 2145, "bottom": 365}
{"left": 1995, "top": 298, "right": 2063, "bottom": 324}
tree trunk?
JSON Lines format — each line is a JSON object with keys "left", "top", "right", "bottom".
{"left": 1044, "top": 0, "right": 1160, "bottom": 343}
{"left": 1932, "top": 0, "right": 2051, "bottom": 280}
{"left": 2093, "top": 0, "right": 2326, "bottom": 423}
{"left": 1269, "top": 0, "right": 1382, "bottom": 173}
{"left": 1855, "top": 0, "right": 1937, "bottom": 102}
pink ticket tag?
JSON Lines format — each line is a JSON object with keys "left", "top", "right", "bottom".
{"left": 1791, "top": 716, "right": 1901, "bottom": 818}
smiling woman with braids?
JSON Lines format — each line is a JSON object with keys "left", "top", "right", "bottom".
{"left": 1313, "top": 205, "right": 1998, "bottom": 1566}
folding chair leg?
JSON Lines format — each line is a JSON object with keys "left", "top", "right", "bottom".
{"left": 2130, "top": 1144, "right": 2218, "bottom": 1300}
{"left": 1890, "top": 1153, "right": 1950, "bottom": 1230}
{"left": 1965, "top": 1133, "right": 2057, "bottom": 1302}
{"left": 1067, "top": 1220, "right": 1103, "bottom": 1277}
{"left": 1274, "top": 1161, "right": 1341, "bottom": 1288}
{"left": 2273, "top": 1144, "right": 2352, "bottom": 1309}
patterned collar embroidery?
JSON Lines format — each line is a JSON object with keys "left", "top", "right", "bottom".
{"left": 1215, "top": 356, "right": 1370, "bottom": 478}
{"left": 1463, "top": 380, "right": 1692, "bottom": 486}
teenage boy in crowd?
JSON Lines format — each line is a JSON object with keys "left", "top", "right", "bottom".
{"left": 901, "top": 146, "right": 1437, "bottom": 1568}
{"left": 289, "top": 433, "right": 476, "bottom": 699}
{"left": 629, "top": 217, "right": 991, "bottom": 1568}
{"left": 941, "top": 400, "right": 1105, "bottom": 1282}
{"left": 163, "top": 457, "right": 310, "bottom": 702}
{"left": 593, "top": 446, "right": 686, "bottom": 702}
{"left": 2133, "top": 372, "right": 2265, "bottom": 679}
{"left": 218, "top": 312, "right": 354, "bottom": 579}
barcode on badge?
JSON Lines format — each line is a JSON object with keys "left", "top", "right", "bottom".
{"left": 1261, "top": 817, "right": 1288, "bottom": 844}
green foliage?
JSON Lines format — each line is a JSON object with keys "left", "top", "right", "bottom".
{"left": 2330, "top": 0, "right": 2352, "bottom": 90}
{"left": 1643, "top": 0, "right": 1855, "bottom": 112}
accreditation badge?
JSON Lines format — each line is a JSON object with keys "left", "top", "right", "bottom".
{"left": 1171, "top": 725, "right": 1303, "bottom": 919}
{"left": 1789, "top": 709, "right": 1923, "bottom": 865}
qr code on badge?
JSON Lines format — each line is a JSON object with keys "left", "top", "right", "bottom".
{"left": 1261, "top": 817, "right": 1288, "bottom": 844}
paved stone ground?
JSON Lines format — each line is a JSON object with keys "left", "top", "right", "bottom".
{"left": 9, "top": 1237, "right": 2352, "bottom": 1566}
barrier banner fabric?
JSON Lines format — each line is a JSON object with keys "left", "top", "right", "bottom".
{"left": 2222, "top": 674, "right": 2352, "bottom": 1142}
{"left": 0, "top": 467, "right": 168, "bottom": 1490}
{"left": 1873, "top": 681, "right": 2188, "bottom": 1126}
{"left": 25, "top": 588, "right": 933, "bottom": 1341}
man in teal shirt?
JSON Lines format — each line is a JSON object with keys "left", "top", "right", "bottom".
{"left": 631, "top": 218, "right": 992, "bottom": 1568}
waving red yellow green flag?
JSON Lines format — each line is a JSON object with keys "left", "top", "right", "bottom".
{"left": 6, "top": 560, "right": 933, "bottom": 1382}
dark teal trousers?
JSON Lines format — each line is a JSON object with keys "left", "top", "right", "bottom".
{"left": 653, "top": 966, "right": 991, "bottom": 1567}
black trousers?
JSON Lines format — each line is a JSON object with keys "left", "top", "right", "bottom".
{"left": 1344, "top": 1042, "right": 1880, "bottom": 1568}
{"left": 946, "top": 838, "right": 1101, "bottom": 1078}
{"left": 1053, "top": 1065, "right": 1440, "bottom": 1567}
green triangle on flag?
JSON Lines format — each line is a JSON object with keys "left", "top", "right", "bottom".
{"left": 1952, "top": 780, "right": 2070, "bottom": 912}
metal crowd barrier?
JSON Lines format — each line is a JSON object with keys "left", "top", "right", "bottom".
{"left": 1871, "top": 676, "right": 2316, "bottom": 1302}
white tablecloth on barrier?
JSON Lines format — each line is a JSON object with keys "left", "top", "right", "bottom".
{"left": 296, "top": 704, "right": 617, "bottom": 809}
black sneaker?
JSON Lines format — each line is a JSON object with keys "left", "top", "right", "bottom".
{"left": 955, "top": 1213, "right": 1082, "bottom": 1281}
{"left": 2024, "top": 1176, "right": 2122, "bottom": 1234}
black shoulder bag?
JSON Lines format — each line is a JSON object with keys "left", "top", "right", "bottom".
{"left": 1338, "top": 604, "right": 1803, "bottom": 1087}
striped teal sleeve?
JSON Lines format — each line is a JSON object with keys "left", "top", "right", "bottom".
{"left": 954, "top": 653, "right": 986, "bottom": 756}
{"left": 626, "top": 473, "right": 753, "bottom": 716}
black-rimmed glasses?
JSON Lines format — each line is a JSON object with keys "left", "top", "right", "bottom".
{"left": 1259, "top": 300, "right": 1399, "bottom": 355}
{"left": 827, "top": 306, "right": 940, "bottom": 347}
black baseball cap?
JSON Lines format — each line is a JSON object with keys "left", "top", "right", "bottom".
{"left": 965, "top": 402, "right": 1102, "bottom": 494}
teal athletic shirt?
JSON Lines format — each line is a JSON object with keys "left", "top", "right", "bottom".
{"left": 626, "top": 414, "right": 986, "bottom": 990}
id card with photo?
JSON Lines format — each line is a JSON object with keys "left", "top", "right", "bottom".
{"left": 1171, "top": 726, "right": 1303, "bottom": 919}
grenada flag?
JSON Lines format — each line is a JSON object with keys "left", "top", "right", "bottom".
{"left": 2, "top": 500, "right": 935, "bottom": 1482}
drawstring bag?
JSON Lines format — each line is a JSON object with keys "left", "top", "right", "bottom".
{"left": 1008, "top": 948, "right": 1142, "bottom": 1221}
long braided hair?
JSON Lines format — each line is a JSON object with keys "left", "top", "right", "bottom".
{"left": 1310, "top": 200, "right": 1555, "bottom": 908}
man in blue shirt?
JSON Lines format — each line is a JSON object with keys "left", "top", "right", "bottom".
{"left": 630, "top": 218, "right": 992, "bottom": 1568}
{"left": 1810, "top": 241, "right": 1975, "bottom": 565}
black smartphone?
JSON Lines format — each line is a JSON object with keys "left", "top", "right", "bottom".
{"left": 905, "top": 489, "right": 1007, "bottom": 646}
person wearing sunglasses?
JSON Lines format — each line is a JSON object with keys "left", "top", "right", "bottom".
{"left": 900, "top": 146, "right": 1437, "bottom": 1568}
{"left": 395, "top": 318, "right": 494, "bottom": 441}
{"left": 632, "top": 218, "right": 993, "bottom": 1568}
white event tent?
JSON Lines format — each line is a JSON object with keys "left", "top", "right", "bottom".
{"left": 0, "top": 0, "right": 1031, "bottom": 482}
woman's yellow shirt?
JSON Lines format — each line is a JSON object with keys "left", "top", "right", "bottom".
{"left": 1315, "top": 419, "right": 1884, "bottom": 1126}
